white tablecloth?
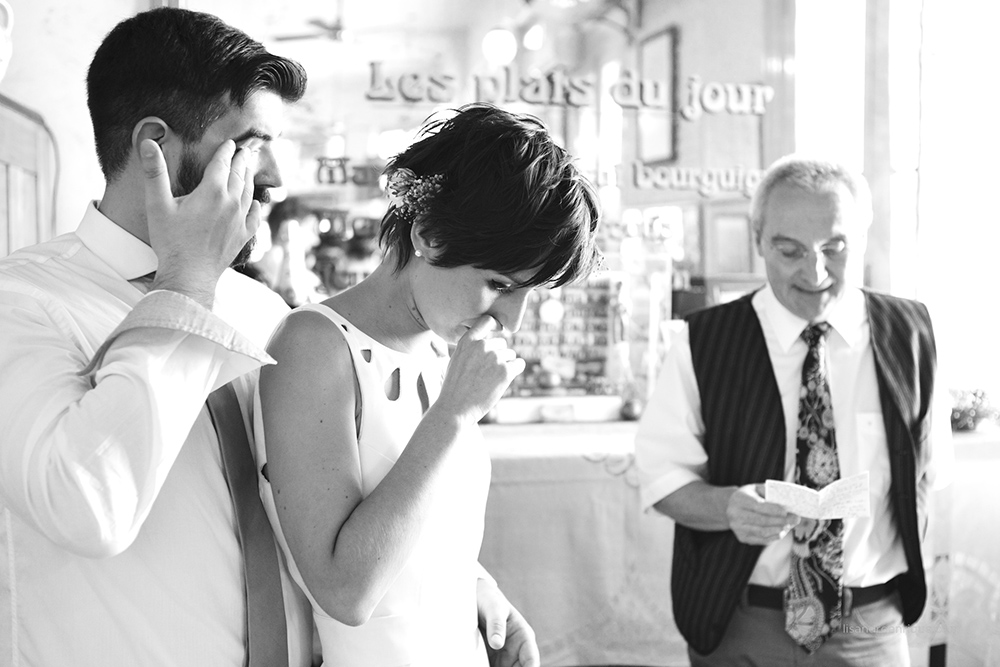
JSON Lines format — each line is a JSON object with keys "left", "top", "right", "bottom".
{"left": 480, "top": 423, "right": 999, "bottom": 667}
{"left": 941, "top": 429, "right": 1000, "bottom": 666}
{"left": 480, "top": 422, "right": 689, "bottom": 667}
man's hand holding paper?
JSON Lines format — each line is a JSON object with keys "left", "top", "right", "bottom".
{"left": 764, "top": 471, "right": 871, "bottom": 520}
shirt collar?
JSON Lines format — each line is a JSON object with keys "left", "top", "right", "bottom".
{"left": 755, "top": 283, "right": 867, "bottom": 352}
{"left": 76, "top": 201, "right": 158, "bottom": 281}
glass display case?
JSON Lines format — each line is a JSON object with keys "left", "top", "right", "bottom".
{"left": 488, "top": 272, "right": 632, "bottom": 423}
{"left": 487, "top": 208, "right": 676, "bottom": 424}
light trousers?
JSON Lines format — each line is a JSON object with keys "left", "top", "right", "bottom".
{"left": 687, "top": 591, "right": 911, "bottom": 667}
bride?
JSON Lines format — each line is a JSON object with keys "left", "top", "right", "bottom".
{"left": 254, "top": 103, "right": 602, "bottom": 666}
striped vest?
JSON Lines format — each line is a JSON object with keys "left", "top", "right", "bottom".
{"left": 674, "top": 289, "right": 936, "bottom": 655}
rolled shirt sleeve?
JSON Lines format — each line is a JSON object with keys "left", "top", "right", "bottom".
{"left": 0, "top": 288, "right": 272, "bottom": 558}
{"left": 634, "top": 324, "right": 711, "bottom": 512}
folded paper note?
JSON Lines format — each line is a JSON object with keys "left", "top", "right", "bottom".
{"left": 764, "top": 471, "right": 871, "bottom": 520}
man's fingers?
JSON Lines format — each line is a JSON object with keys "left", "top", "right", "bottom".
{"left": 230, "top": 147, "right": 258, "bottom": 212}
{"left": 139, "top": 139, "right": 173, "bottom": 217}
{"left": 733, "top": 513, "right": 786, "bottom": 534}
{"left": 729, "top": 488, "right": 802, "bottom": 545}
{"left": 228, "top": 146, "right": 248, "bottom": 198}
{"left": 733, "top": 486, "right": 788, "bottom": 517}
{"left": 246, "top": 200, "right": 262, "bottom": 237}
{"left": 241, "top": 157, "right": 256, "bottom": 212}
{"left": 757, "top": 502, "right": 793, "bottom": 517}
{"left": 736, "top": 518, "right": 791, "bottom": 545}
{"left": 201, "top": 140, "right": 238, "bottom": 191}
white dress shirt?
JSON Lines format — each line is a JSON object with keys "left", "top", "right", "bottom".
{"left": 636, "top": 285, "right": 953, "bottom": 588}
{"left": 0, "top": 203, "right": 308, "bottom": 666}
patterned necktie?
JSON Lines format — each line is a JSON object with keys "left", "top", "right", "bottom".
{"left": 784, "top": 322, "right": 844, "bottom": 652}
{"left": 207, "top": 384, "right": 288, "bottom": 667}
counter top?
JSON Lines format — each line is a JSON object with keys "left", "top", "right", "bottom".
{"left": 481, "top": 420, "right": 638, "bottom": 457}
{"left": 478, "top": 422, "right": 999, "bottom": 666}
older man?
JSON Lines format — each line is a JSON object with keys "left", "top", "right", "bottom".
{"left": 636, "top": 155, "right": 952, "bottom": 666}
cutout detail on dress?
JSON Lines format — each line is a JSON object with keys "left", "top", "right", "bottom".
{"left": 361, "top": 348, "right": 372, "bottom": 363}
{"left": 416, "top": 373, "right": 430, "bottom": 414}
{"left": 384, "top": 367, "right": 400, "bottom": 401}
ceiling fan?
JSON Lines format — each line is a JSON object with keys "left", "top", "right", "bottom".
{"left": 274, "top": 18, "right": 346, "bottom": 42}
{"left": 272, "top": 0, "right": 348, "bottom": 42}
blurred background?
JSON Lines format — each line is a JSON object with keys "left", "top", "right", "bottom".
{"left": 3, "top": 0, "right": 999, "bottom": 403}
{"left": 1, "top": 0, "right": 998, "bottom": 664}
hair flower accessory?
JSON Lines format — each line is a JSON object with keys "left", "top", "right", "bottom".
{"left": 387, "top": 167, "right": 444, "bottom": 222}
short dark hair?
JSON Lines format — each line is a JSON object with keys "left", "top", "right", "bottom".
{"left": 267, "top": 197, "right": 312, "bottom": 244}
{"left": 379, "top": 103, "right": 602, "bottom": 288}
{"left": 87, "top": 7, "right": 307, "bottom": 179}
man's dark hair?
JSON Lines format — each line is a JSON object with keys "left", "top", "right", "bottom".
{"left": 267, "top": 197, "right": 313, "bottom": 244}
{"left": 379, "top": 103, "right": 602, "bottom": 289}
{"left": 87, "top": 7, "right": 307, "bottom": 179}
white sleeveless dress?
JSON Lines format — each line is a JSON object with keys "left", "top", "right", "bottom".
{"left": 253, "top": 303, "right": 491, "bottom": 667}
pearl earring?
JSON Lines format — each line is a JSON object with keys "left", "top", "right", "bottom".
{"left": 415, "top": 249, "right": 423, "bottom": 258}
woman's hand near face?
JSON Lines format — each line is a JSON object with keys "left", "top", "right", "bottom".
{"left": 436, "top": 314, "right": 526, "bottom": 424}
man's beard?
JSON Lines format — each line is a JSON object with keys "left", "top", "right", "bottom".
{"left": 174, "top": 148, "right": 264, "bottom": 268}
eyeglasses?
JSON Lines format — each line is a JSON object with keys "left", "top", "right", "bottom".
{"left": 769, "top": 238, "right": 848, "bottom": 262}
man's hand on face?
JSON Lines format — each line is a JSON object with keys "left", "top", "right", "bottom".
{"left": 141, "top": 138, "right": 260, "bottom": 309}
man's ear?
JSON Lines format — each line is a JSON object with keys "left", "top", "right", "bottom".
{"left": 131, "top": 117, "right": 182, "bottom": 185}
{"left": 132, "top": 116, "right": 185, "bottom": 167}
{"left": 131, "top": 116, "right": 169, "bottom": 152}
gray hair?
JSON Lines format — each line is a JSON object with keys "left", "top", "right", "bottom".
{"left": 749, "top": 154, "right": 873, "bottom": 239}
